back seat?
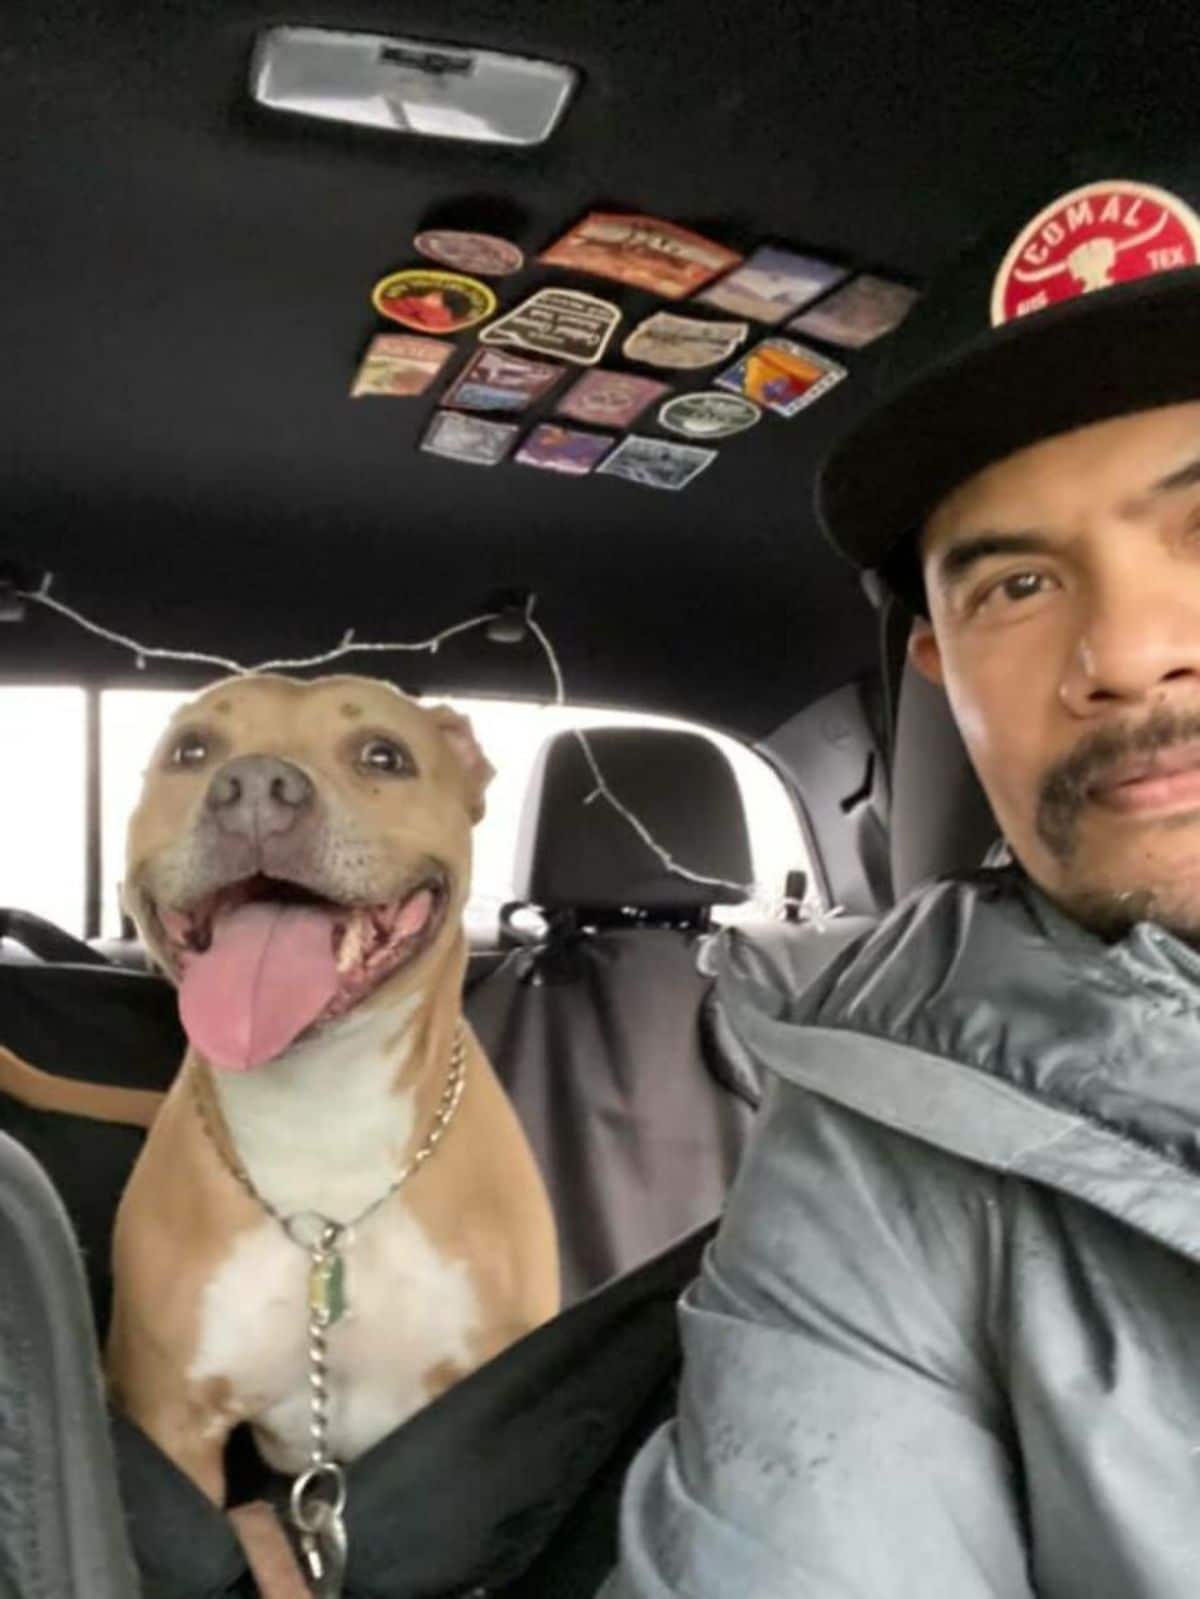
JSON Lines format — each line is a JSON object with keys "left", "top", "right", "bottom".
{"left": 465, "top": 725, "right": 768, "bottom": 1305}
{"left": 705, "top": 655, "right": 1004, "bottom": 1077}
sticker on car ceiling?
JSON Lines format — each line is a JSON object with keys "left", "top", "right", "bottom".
{"left": 596, "top": 434, "right": 716, "bottom": 491}
{"left": 715, "top": 336, "right": 846, "bottom": 418}
{"left": 622, "top": 311, "right": 749, "bottom": 370}
{"left": 539, "top": 212, "right": 741, "bottom": 299}
{"left": 697, "top": 244, "right": 847, "bottom": 324}
{"left": 441, "top": 347, "right": 565, "bottom": 412}
{"left": 789, "top": 273, "right": 920, "bottom": 348}
{"left": 556, "top": 369, "right": 669, "bottom": 428}
{"left": 515, "top": 423, "right": 615, "bottom": 476}
{"left": 413, "top": 230, "right": 526, "bottom": 277}
{"left": 420, "top": 410, "right": 518, "bottom": 467}
{"left": 658, "top": 391, "right": 761, "bottom": 440}
{"left": 372, "top": 269, "right": 497, "bottom": 334}
{"left": 479, "top": 288, "right": 621, "bottom": 365}
{"left": 350, "top": 334, "right": 454, "bottom": 397}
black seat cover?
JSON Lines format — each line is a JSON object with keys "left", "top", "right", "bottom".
{"left": 0, "top": 959, "right": 184, "bottom": 1337}
{"left": 469, "top": 926, "right": 756, "bottom": 1302}
{"left": 467, "top": 727, "right": 761, "bottom": 1304}
{"left": 105, "top": 1220, "right": 712, "bottom": 1599}
{"left": 0, "top": 941, "right": 715, "bottom": 1597}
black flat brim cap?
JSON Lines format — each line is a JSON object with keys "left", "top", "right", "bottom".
{"left": 817, "top": 245, "right": 1200, "bottom": 582}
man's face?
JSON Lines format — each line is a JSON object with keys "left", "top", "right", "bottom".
{"left": 911, "top": 400, "right": 1200, "bottom": 940}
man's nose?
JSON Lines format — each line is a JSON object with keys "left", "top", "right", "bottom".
{"left": 1059, "top": 578, "right": 1200, "bottom": 715}
{"left": 205, "top": 755, "right": 314, "bottom": 840}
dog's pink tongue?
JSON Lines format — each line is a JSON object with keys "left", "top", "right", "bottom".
{"left": 179, "top": 902, "right": 341, "bottom": 1072}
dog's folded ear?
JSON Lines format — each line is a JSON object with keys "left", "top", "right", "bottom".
{"left": 428, "top": 705, "right": 496, "bottom": 823}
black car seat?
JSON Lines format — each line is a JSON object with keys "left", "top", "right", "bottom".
{"left": 888, "top": 652, "right": 1001, "bottom": 898}
{"left": 712, "top": 655, "right": 1002, "bottom": 1052}
{"left": 0, "top": 1130, "right": 140, "bottom": 1597}
{"left": 466, "top": 726, "right": 766, "bottom": 1304}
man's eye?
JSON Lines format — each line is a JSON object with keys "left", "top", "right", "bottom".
{"left": 358, "top": 737, "right": 417, "bottom": 777}
{"left": 977, "top": 570, "right": 1055, "bottom": 612}
{"left": 168, "top": 732, "right": 209, "bottom": 767}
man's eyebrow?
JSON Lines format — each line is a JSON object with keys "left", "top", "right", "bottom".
{"left": 1150, "top": 453, "right": 1200, "bottom": 496}
{"left": 935, "top": 531, "right": 1054, "bottom": 590}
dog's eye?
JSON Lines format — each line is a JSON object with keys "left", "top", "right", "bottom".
{"left": 358, "top": 737, "right": 417, "bottom": 777}
{"left": 168, "top": 732, "right": 209, "bottom": 768}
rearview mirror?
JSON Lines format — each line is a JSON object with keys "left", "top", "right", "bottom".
{"left": 250, "top": 26, "right": 580, "bottom": 146}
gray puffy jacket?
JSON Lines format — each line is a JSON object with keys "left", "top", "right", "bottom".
{"left": 601, "top": 867, "right": 1200, "bottom": 1598}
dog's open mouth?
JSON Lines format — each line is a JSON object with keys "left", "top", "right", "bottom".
{"left": 154, "top": 873, "right": 447, "bottom": 1073}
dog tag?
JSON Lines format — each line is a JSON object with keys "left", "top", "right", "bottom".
{"left": 299, "top": 1502, "right": 347, "bottom": 1598}
{"left": 309, "top": 1251, "right": 347, "bottom": 1327}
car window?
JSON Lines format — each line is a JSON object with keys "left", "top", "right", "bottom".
{"left": 0, "top": 688, "right": 87, "bottom": 934}
{"left": 0, "top": 686, "right": 815, "bottom": 941}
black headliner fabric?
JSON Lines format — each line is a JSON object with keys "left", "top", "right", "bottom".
{"left": 6, "top": 1, "right": 1200, "bottom": 733}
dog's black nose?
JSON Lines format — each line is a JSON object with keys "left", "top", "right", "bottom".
{"left": 205, "top": 755, "right": 314, "bottom": 839}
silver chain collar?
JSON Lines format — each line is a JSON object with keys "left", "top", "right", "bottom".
{"left": 193, "top": 1024, "right": 468, "bottom": 1596}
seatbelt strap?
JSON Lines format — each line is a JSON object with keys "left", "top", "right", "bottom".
{"left": 0, "top": 1043, "right": 164, "bottom": 1128}
{"left": 229, "top": 1501, "right": 314, "bottom": 1599}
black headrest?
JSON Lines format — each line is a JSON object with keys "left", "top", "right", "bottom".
{"left": 518, "top": 728, "right": 752, "bottom": 913}
{"left": 889, "top": 659, "right": 1000, "bottom": 899}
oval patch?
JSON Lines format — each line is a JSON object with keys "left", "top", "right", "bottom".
{"left": 372, "top": 270, "right": 497, "bottom": 334}
{"left": 413, "top": 231, "right": 525, "bottom": 278}
{"left": 991, "top": 179, "right": 1200, "bottom": 326}
{"left": 658, "top": 391, "right": 762, "bottom": 440}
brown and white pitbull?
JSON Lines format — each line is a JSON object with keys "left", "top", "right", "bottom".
{"left": 106, "top": 673, "right": 559, "bottom": 1505}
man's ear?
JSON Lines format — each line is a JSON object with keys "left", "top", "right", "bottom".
{"left": 428, "top": 705, "right": 495, "bottom": 823}
{"left": 907, "top": 618, "right": 945, "bottom": 686}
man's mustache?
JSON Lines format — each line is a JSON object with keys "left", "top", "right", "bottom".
{"left": 1037, "top": 709, "right": 1200, "bottom": 863}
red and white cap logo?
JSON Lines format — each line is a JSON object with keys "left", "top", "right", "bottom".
{"left": 991, "top": 179, "right": 1200, "bottom": 326}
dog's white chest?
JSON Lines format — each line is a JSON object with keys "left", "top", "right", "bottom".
{"left": 190, "top": 1002, "right": 479, "bottom": 1471}
{"left": 191, "top": 1206, "right": 479, "bottom": 1471}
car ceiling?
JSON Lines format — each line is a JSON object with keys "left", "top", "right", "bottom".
{"left": 5, "top": 0, "right": 1197, "bottom": 738}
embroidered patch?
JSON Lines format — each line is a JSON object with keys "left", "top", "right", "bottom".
{"left": 413, "top": 230, "right": 525, "bottom": 277}
{"left": 479, "top": 288, "right": 621, "bottom": 365}
{"left": 658, "top": 391, "right": 761, "bottom": 439}
{"left": 788, "top": 273, "right": 920, "bottom": 348}
{"left": 372, "top": 269, "right": 496, "bottom": 334}
{"left": 441, "top": 347, "right": 564, "bottom": 412}
{"left": 557, "top": 369, "right": 669, "bottom": 427}
{"left": 420, "top": 411, "right": 518, "bottom": 466}
{"left": 515, "top": 423, "right": 615, "bottom": 476}
{"left": 349, "top": 334, "right": 453, "bottom": 397}
{"left": 622, "top": 311, "right": 749, "bottom": 370}
{"left": 697, "top": 245, "right": 846, "bottom": 325}
{"left": 596, "top": 435, "right": 716, "bottom": 491}
{"left": 539, "top": 213, "right": 740, "bottom": 299}
{"left": 991, "top": 179, "right": 1200, "bottom": 326}
{"left": 715, "top": 336, "right": 846, "bottom": 418}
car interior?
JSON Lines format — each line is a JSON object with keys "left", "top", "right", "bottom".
{"left": 2, "top": 1, "right": 1186, "bottom": 1594}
